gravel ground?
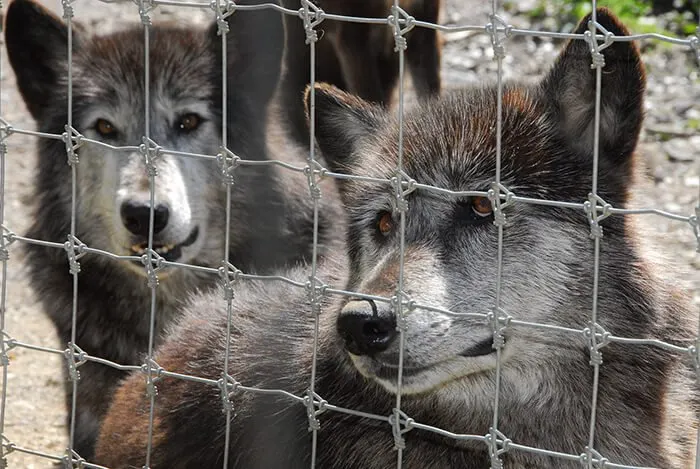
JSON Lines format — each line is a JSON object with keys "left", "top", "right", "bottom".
{"left": 1, "top": 1, "right": 698, "bottom": 468}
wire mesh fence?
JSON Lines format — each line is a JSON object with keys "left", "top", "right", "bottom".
{"left": 0, "top": 0, "right": 698, "bottom": 468}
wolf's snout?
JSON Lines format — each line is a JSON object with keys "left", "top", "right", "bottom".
{"left": 120, "top": 201, "right": 170, "bottom": 237}
{"left": 337, "top": 300, "right": 397, "bottom": 356}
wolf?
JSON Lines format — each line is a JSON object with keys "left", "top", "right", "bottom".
{"left": 95, "top": 8, "right": 697, "bottom": 468}
{"left": 279, "top": 0, "right": 442, "bottom": 146}
{"left": 4, "top": 0, "right": 344, "bottom": 459}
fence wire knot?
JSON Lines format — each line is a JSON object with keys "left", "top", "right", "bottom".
{"left": 391, "top": 291, "right": 415, "bottom": 332}
{"left": 486, "top": 307, "right": 511, "bottom": 350}
{"left": 61, "top": 448, "right": 85, "bottom": 469}
{"left": 62, "top": 125, "right": 83, "bottom": 166}
{"left": 690, "top": 206, "right": 699, "bottom": 253}
{"left": 141, "top": 249, "right": 165, "bottom": 288}
{"left": 0, "top": 331, "right": 11, "bottom": 366}
{"left": 389, "top": 5, "right": 415, "bottom": 53}
{"left": 580, "top": 446, "right": 608, "bottom": 467}
{"left": 304, "top": 389, "right": 327, "bottom": 432}
{"left": 690, "top": 27, "right": 700, "bottom": 62}
{"left": 138, "top": 0, "right": 155, "bottom": 25}
{"left": 218, "top": 261, "right": 241, "bottom": 301}
{"left": 584, "top": 19, "right": 615, "bottom": 70}
{"left": 583, "top": 322, "right": 610, "bottom": 367}
{"left": 218, "top": 373, "right": 240, "bottom": 414}
{"left": 305, "top": 275, "right": 328, "bottom": 317}
{"left": 1, "top": 226, "right": 16, "bottom": 257}
{"left": 141, "top": 358, "right": 164, "bottom": 398}
{"left": 60, "top": 0, "right": 74, "bottom": 20}
{"left": 488, "top": 182, "right": 515, "bottom": 227}
{"left": 687, "top": 344, "right": 700, "bottom": 375}
{"left": 0, "top": 118, "right": 13, "bottom": 143}
{"left": 63, "top": 234, "right": 86, "bottom": 275}
{"left": 217, "top": 147, "right": 240, "bottom": 185}
{"left": 140, "top": 137, "right": 161, "bottom": 177}
{"left": 211, "top": 0, "right": 235, "bottom": 35}
{"left": 485, "top": 427, "right": 511, "bottom": 468}
{"left": 486, "top": 14, "right": 512, "bottom": 59}
{"left": 300, "top": 0, "right": 324, "bottom": 45}
{"left": 390, "top": 170, "right": 416, "bottom": 215}
{"left": 304, "top": 161, "right": 325, "bottom": 200}
{"left": 389, "top": 408, "right": 414, "bottom": 450}
{"left": 64, "top": 342, "right": 87, "bottom": 382}
{"left": 583, "top": 193, "right": 612, "bottom": 239}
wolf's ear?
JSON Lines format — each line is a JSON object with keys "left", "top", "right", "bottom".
{"left": 540, "top": 7, "right": 645, "bottom": 166}
{"left": 209, "top": 0, "right": 285, "bottom": 111}
{"left": 5, "top": 0, "right": 80, "bottom": 120}
{"left": 304, "top": 83, "right": 386, "bottom": 175}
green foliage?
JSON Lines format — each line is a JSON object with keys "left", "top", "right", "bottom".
{"left": 511, "top": 0, "right": 698, "bottom": 48}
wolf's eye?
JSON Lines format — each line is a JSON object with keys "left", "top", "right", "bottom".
{"left": 376, "top": 211, "right": 394, "bottom": 236}
{"left": 176, "top": 113, "right": 202, "bottom": 133}
{"left": 471, "top": 196, "right": 493, "bottom": 217}
{"left": 95, "top": 119, "right": 117, "bottom": 138}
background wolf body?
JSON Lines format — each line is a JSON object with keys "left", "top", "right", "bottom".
{"left": 4, "top": 0, "right": 346, "bottom": 459}
{"left": 279, "top": 0, "right": 442, "bottom": 146}
{"left": 96, "top": 8, "right": 697, "bottom": 469}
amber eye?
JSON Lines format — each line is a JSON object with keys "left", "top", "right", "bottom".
{"left": 377, "top": 211, "right": 393, "bottom": 236}
{"left": 471, "top": 196, "right": 493, "bottom": 217}
{"left": 95, "top": 119, "right": 117, "bottom": 138}
{"left": 176, "top": 113, "right": 201, "bottom": 133}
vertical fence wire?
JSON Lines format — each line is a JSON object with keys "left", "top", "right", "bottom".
{"left": 217, "top": 2, "right": 236, "bottom": 468}
{"left": 389, "top": 1, "right": 409, "bottom": 467}
{"left": 487, "top": 0, "right": 507, "bottom": 464}
{"left": 694, "top": 10, "right": 700, "bottom": 469}
{"left": 0, "top": 1, "right": 7, "bottom": 464}
{"left": 584, "top": 1, "right": 605, "bottom": 467}
{"left": 62, "top": 0, "right": 81, "bottom": 462}
{"left": 139, "top": 3, "right": 159, "bottom": 467}
{"left": 300, "top": 2, "right": 324, "bottom": 467}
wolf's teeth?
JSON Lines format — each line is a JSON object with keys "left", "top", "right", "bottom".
{"left": 155, "top": 244, "right": 175, "bottom": 255}
{"left": 131, "top": 243, "right": 176, "bottom": 256}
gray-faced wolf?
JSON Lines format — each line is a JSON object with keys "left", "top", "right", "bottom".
{"left": 95, "top": 8, "right": 696, "bottom": 468}
{"left": 4, "top": 0, "right": 343, "bottom": 459}
{"left": 279, "top": 0, "right": 442, "bottom": 146}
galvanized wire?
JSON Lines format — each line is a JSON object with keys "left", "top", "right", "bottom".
{"left": 0, "top": 1, "right": 697, "bottom": 468}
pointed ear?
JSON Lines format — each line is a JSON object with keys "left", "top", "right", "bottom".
{"left": 209, "top": 0, "right": 285, "bottom": 111}
{"left": 304, "top": 83, "right": 386, "bottom": 175}
{"left": 5, "top": 0, "right": 81, "bottom": 120}
{"left": 540, "top": 7, "right": 645, "bottom": 165}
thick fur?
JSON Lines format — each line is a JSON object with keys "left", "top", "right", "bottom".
{"left": 279, "top": 0, "right": 442, "bottom": 146}
{"left": 95, "top": 8, "right": 696, "bottom": 468}
{"left": 4, "top": 0, "right": 344, "bottom": 459}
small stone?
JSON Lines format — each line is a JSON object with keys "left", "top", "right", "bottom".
{"left": 663, "top": 138, "right": 698, "bottom": 162}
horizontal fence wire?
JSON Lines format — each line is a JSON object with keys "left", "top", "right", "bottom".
{"left": 0, "top": 0, "right": 698, "bottom": 468}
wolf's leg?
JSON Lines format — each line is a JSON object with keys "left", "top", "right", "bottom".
{"left": 332, "top": 24, "right": 390, "bottom": 105}
{"left": 405, "top": 0, "right": 441, "bottom": 101}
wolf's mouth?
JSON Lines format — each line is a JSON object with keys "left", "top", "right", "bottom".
{"left": 365, "top": 338, "right": 496, "bottom": 381}
{"left": 129, "top": 226, "right": 200, "bottom": 262}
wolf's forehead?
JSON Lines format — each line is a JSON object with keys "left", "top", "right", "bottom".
{"left": 386, "top": 88, "right": 551, "bottom": 189}
{"left": 75, "top": 28, "right": 216, "bottom": 101}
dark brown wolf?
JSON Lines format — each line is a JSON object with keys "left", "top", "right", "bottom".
{"left": 95, "top": 8, "right": 697, "bottom": 468}
{"left": 279, "top": 0, "right": 442, "bottom": 145}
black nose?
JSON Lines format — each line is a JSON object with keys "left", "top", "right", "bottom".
{"left": 120, "top": 201, "right": 169, "bottom": 237}
{"left": 336, "top": 299, "right": 397, "bottom": 356}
